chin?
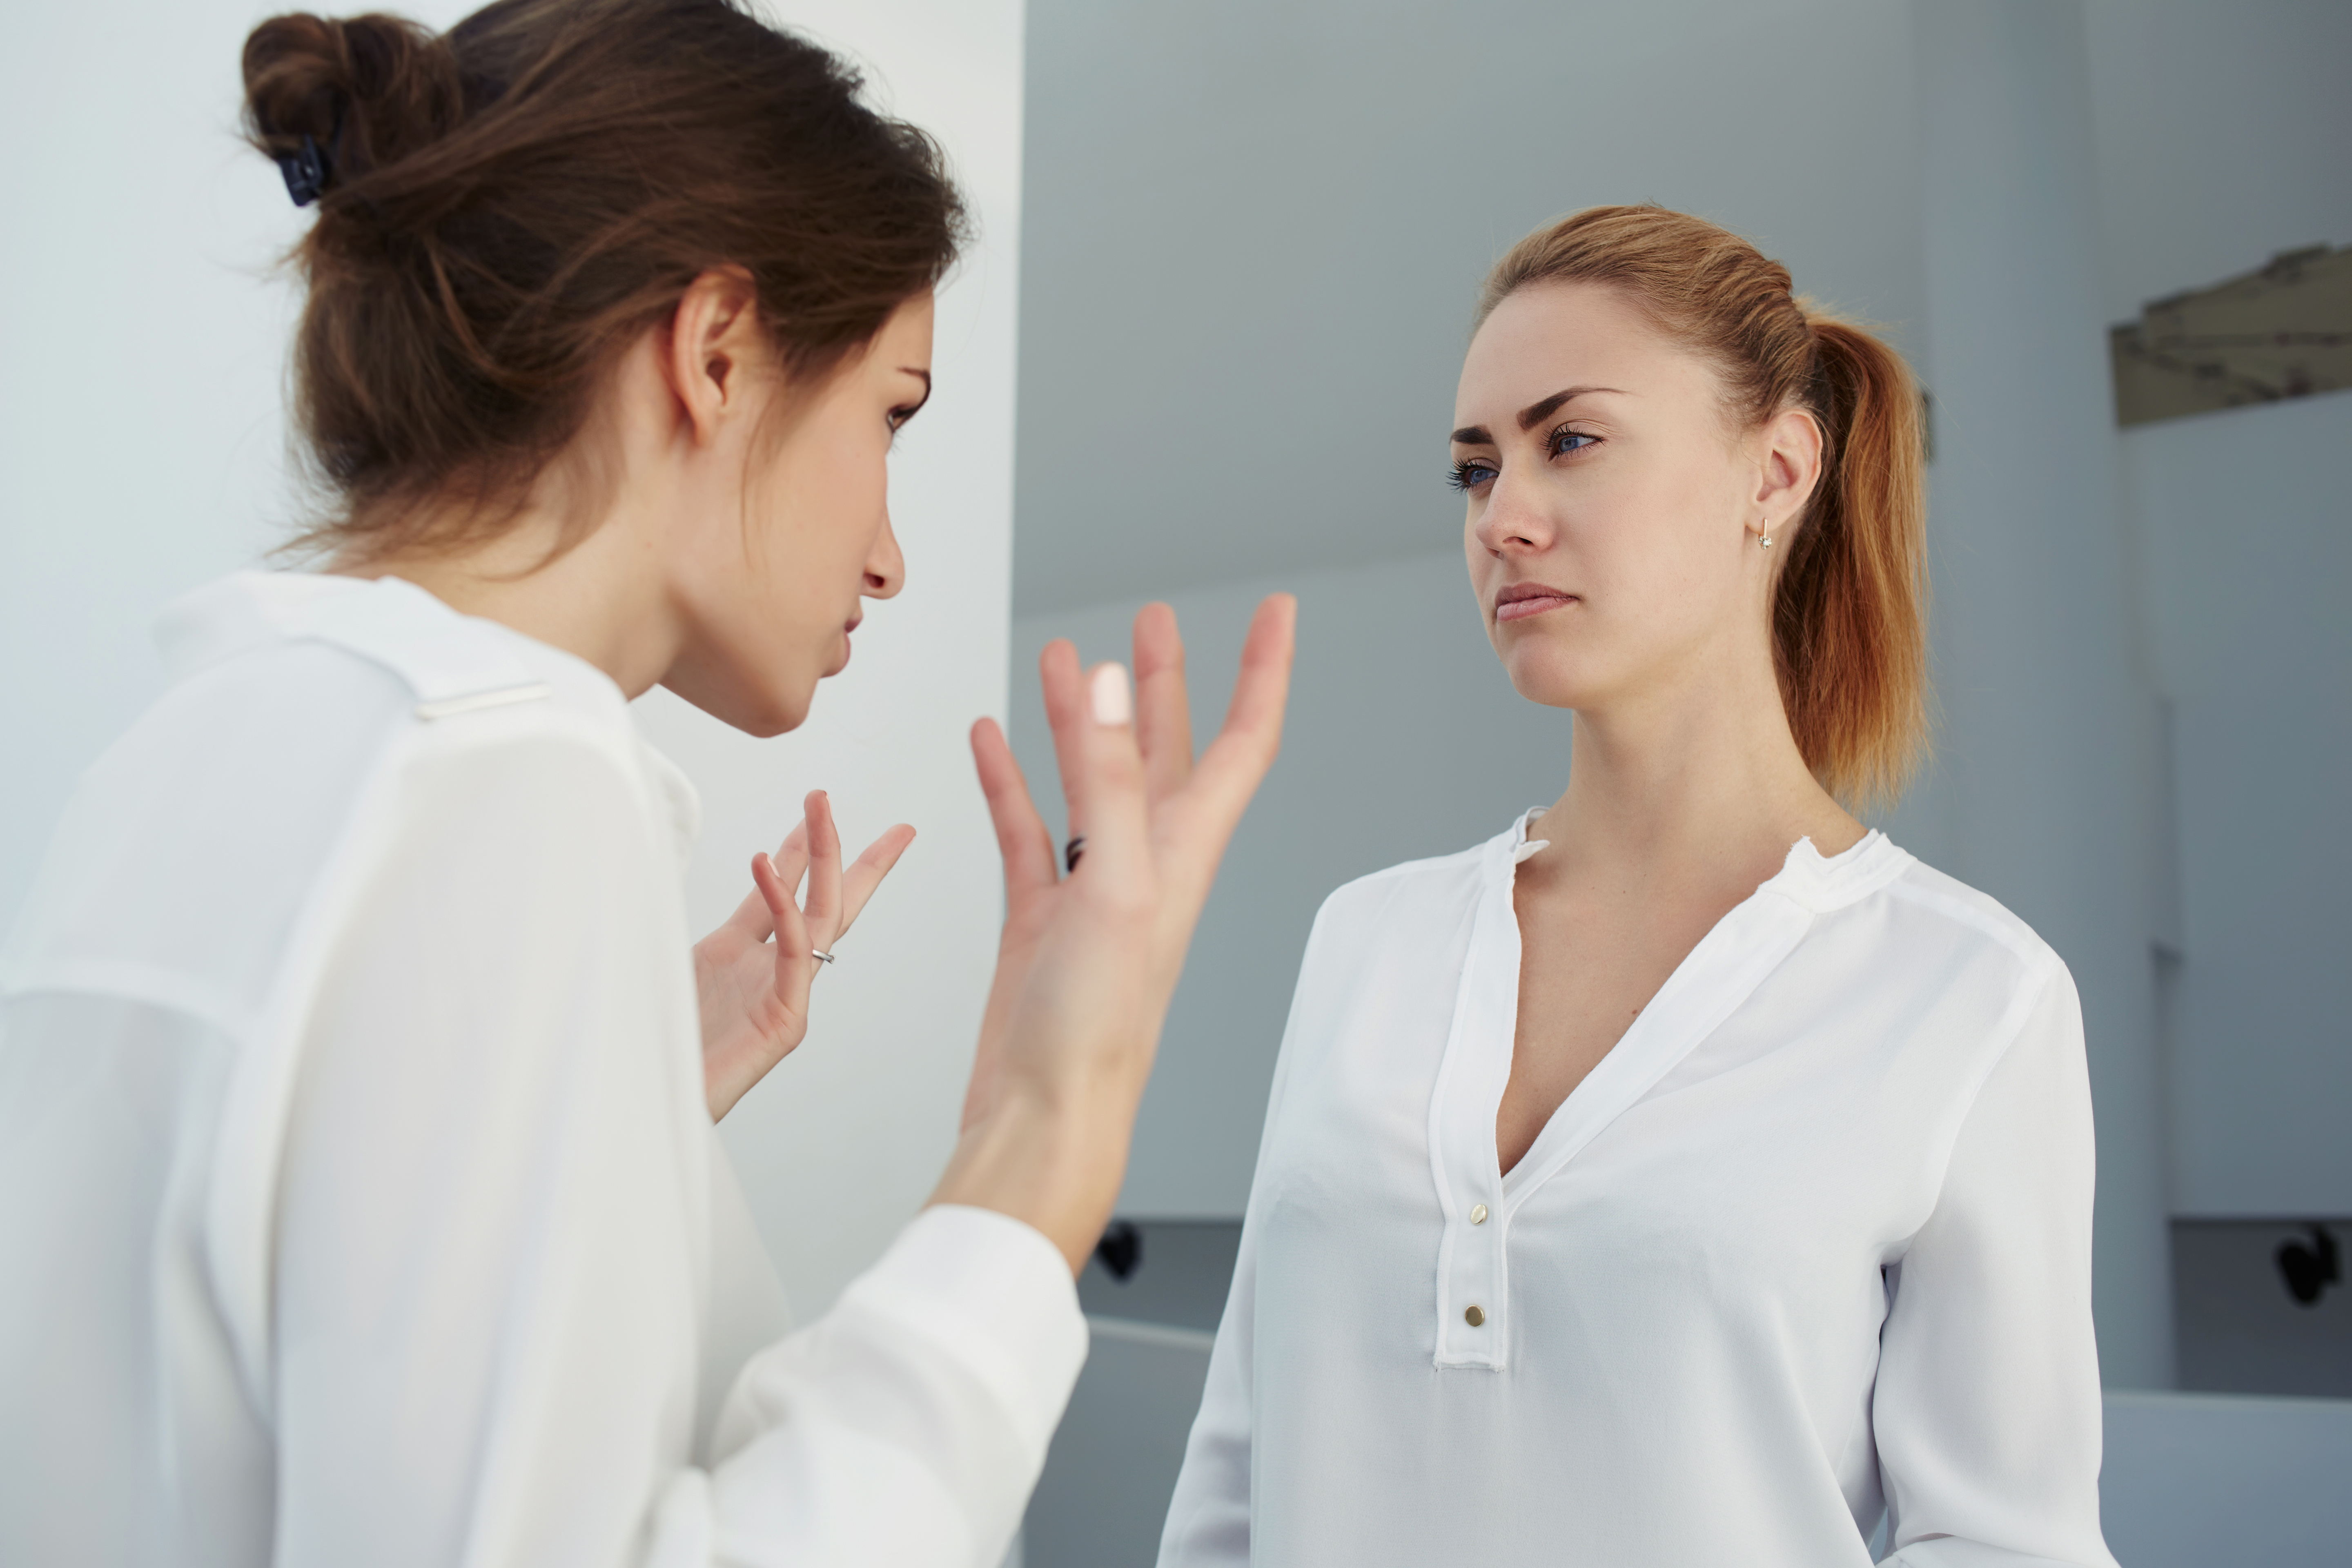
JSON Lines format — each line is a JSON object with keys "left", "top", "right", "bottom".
{"left": 734, "top": 707, "right": 807, "bottom": 740}
{"left": 665, "top": 664, "right": 815, "bottom": 739}
{"left": 739, "top": 684, "right": 816, "bottom": 737}
{"left": 1501, "top": 641, "right": 1607, "bottom": 711}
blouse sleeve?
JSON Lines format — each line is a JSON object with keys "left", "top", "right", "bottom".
{"left": 1153, "top": 1203, "right": 1260, "bottom": 1567}
{"left": 1871, "top": 963, "right": 2120, "bottom": 1568}
{"left": 270, "top": 731, "right": 1083, "bottom": 1568}
{"left": 1155, "top": 899, "right": 1325, "bottom": 1568}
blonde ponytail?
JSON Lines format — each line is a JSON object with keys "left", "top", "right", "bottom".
{"left": 1774, "top": 317, "right": 1929, "bottom": 811}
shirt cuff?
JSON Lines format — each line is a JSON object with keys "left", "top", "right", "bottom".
{"left": 836, "top": 1205, "right": 1090, "bottom": 1458}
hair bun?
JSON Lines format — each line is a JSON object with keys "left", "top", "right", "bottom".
{"left": 243, "top": 11, "right": 465, "bottom": 201}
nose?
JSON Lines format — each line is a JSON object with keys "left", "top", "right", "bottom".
{"left": 864, "top": 507, "right": 906, "bottom": 600}
{"left": 1470, "top": 466, "right": 1556, "bottom": 557}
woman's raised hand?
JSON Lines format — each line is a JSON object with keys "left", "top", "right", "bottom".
{"left": 935, "top": 595, "right": 1297, "bottom": 1270}
{"left": 694, "top": 790, "right": 916, "bottom": 1121}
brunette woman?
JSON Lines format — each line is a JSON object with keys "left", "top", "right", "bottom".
{"left": 1159, "top": 207, "right": 2115, "bottom": 1568}
{"left": 0, "top": 3, "right": 1292, "bottom": 1564}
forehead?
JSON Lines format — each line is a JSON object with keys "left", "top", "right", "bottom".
{"left": 873, "top": 291, "right": 936, "bottom": 360}
{"left": 1454, "top": 281, "right": 1702, "bottom": 419}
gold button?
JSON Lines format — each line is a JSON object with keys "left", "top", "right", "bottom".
{"left": 1464, "top": 1305, "right": 1486, "bottom": 1327}
{"left": 1469, "top": 1204, "right": 1489, "bottom": 1225}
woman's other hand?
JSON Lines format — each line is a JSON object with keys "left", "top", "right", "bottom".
{"left": 936, "top": 595, "right": 1297, "bottom": 1270}
{"left": 694, "top": 790, "right": 916, "bottom": 1121}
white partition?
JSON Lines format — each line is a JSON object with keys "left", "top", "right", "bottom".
{"left": 2125, "top": 393, "right": 2352, "bottom": 1218}
{"left": 0, "top": 0, "right": 318, "bottom": 918}
{"left": 1029, "top": 1343, "right": 2352, "bottom": 1566}
{"left": 632, "top": 0, "right": 1028, "bottom": 1318}
{"left": 1906, "top": 0, "right": 2174, "bottom": 1388}
{"left": 2101, "top": 1391, "right": 2352, "bottom": 1565}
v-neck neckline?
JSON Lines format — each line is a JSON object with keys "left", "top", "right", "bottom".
{"left": 1420, "top": 813, "right": 1913, "bottom": 1370}
{"left": 1489, "top": 812, "right": 1909, "bottom": 1206}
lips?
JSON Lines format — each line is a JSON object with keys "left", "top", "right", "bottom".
{"left": 1494, "top": 582, "right": 1577, "bottom": 623}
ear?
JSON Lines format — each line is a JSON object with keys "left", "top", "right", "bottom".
{"left": 664, "top": 265, "right": 768, "bottom": 449}
{"left": 1752, "top": 407, "right": 1826, "bottom": 543}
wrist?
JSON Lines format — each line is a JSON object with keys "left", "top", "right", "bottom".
{"left": 929, "top": 1082, "right": 1135, "bottom": 1274}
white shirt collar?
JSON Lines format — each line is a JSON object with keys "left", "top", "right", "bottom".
{"left": 155, "top": 570, "right": 703, "bottom": 869}
{"left": 1490, "top": 808, "right": 1911, "bottom": 911}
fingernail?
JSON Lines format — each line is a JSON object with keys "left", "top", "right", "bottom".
{"left": 1091, "top": 663, "right": 1132, "bottom": 726}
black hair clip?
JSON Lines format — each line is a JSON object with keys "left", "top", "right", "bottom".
{"left": 278, "top": 134, "right": 330, "bottom": 207}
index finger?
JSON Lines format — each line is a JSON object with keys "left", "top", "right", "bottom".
{"left": 801, "top": 791, "right": 844, "bottom": 945}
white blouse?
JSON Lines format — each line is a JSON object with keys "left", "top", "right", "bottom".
{"left": 0, "top": 571, "right": 1085, "bottom": 1568}
{"left": 1159, "top": 814, "right": 2118, "bottom": 1568}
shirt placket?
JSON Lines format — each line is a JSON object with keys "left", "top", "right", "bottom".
{"left": 1427, "top": 832, "right": 1527, "bottom": 1369}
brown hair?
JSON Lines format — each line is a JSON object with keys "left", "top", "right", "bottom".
{"left": 242, "top": 0, "right": 967, "bottom": 559}
{"left": 1477, "top": 205, "right": 1930, "bottom": 811}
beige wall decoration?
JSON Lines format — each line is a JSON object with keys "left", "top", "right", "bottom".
{"left": 2111, "top": 244, "right": 2352, "bottom": 426}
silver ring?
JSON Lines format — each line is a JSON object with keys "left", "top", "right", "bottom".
{"left": 811, "top": 948, "right": 836, "bottom": 965}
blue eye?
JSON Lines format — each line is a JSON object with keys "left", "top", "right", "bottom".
{"left": 1549, "top": 428, "right": 1598, "bottom": 457}
{"left": 1447, "top": 461, "right": 1496, "bottom": 492}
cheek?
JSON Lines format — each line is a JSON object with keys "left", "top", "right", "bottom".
{"left": 762, "top": 431, "right": 884, "bottom": 578}
{"left": 1496, "top": 473, "right": 1735, "bottom": 695}
{"left": 813, "top": 425, "right": 888, "bottom": 565}
{"left": 1595, "top": 466, "right": 1738, "bottom": 612}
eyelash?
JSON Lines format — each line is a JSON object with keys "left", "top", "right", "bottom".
{"left": 1447, "top": 425, "right": 1600, "bottom": 491}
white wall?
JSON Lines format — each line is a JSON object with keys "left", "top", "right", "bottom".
{"left": 1, "top": 0, "right": 311, "bottom": 916}
{"left": 644, "top": 0, "right": 1029, "bottom": 1319}
{"left": 1011, "top": 0, "right": 1925, "bottom": 616}
{"left": 2083, "top": 0, "right": 2352, "bottom": 325}
{"left": 1900, "top": 0, "right": 2173, "bottom": 1388}
{"left": 2074, "top": 0, "right": 2352, "bottom": 1223}
{"left": 0, "top": 0, "right": 1029, "bottom": 1323}
{"left": 2127, "top": 393, "right": 2352, "bottom": 1218}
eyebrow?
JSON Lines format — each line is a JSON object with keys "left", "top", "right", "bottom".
{"left": 1449, "top": 384, "right": 1629, "bottom": 446}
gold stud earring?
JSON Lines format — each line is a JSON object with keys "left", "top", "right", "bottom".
{"left": 1759, "top": 528, "right": 1773, "bottom": 549}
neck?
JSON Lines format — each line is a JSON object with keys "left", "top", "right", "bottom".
{"left": 335, "top": 494, "right": 681, "bottom": 699}
{"left": 1532, "top": 641, "right": 1862, "bottom": 888}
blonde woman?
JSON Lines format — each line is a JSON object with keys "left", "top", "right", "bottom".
{"left": 1160, "top": 207, "right": 2114, "bottom": 1568}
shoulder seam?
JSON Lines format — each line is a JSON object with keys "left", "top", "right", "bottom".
{"left": 1334, "top": 844, "right": 1488, "bottom": 895}
{"left": 1881, "top": 873, "right": 2055, "bottom": 969}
